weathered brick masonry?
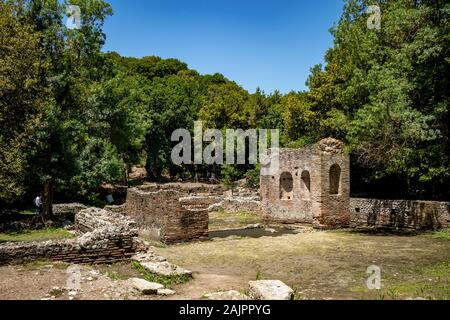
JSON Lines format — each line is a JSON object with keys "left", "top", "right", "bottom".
{"left": 126, "top": 188, "right": 209, "bottom": 244}
{"left": 0, "top": 208, "right": 139, "bottom": 266}
{"left": 260, "top": 138, "right": 350, "bottom": 228}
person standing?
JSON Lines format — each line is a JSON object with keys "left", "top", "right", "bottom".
{"left": 34, "top": 195, "right": 44, "bottom": 223}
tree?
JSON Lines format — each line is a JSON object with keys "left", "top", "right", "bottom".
{"left": 305, "top": 0, "right": 450, "bottom": 199}
{"left": 89, "top": 73, "right": 150, "bottom": 184}
{"left": 23, "top": 0, "right": 113, "bottom": 217}
{"left": 0, "top": 1, "right": 47, "bottom": 206}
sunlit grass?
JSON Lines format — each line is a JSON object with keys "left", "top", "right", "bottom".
{"left": 209, "top": 209, "right": 264, "bottom": 231}
{"left": 0, "top": 227, "right": 74, "bottom": 243}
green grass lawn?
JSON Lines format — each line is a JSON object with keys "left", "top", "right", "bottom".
{"left": 429, "top": 229, "right": 450, "bottom": 241}
{"left": 0, "top": 227, "right": 74, "bottom": 243}
{"left": 208, "top": 209, "right": 264, "bottom": 231}
{"left": 153, "top": 228, "right": 450, "bottom": 300}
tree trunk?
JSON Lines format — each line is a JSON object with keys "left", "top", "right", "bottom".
{"left": 42, "top": 180, "right": 54, "bottom": 221}
{"left": 123, "top": 159, "right": 129, "bottom": 187}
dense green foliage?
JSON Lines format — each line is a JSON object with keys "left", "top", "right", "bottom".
{"left": 0, "top": 0, "right": 448, "bottom": 211}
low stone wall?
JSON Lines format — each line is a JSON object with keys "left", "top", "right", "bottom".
{"left": 216, "top": 197, "right": 261, "bottom": 214}
{"left": 178, "top": 195, "right": 261, "bottom": 213}
{"left": 0, "top": 208, "right": 139, "bottom": 266}
{"left": 75, "top": 207, "right": 135, "bottom": 233}
{"left": 138, "top": 183, "right": 227, "bottom": 195}
{"left": 104, "top": 204, "right": 127, "bottom": 215}
{"left": 53, "top": 203, "right": 88, "bottom": 216}
{"left": 126, "top": 188, "right": 209, "bottom": 244}
{"left": 350, "top": 198, "right": 450, "bottom": 230}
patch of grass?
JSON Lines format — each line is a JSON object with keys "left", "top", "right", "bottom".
{"left": 209, "top": 209, "right": 264, "bottom": 231}
{"left": 420, "top": 262, "right": 450, "bottom": 277}
{"left": 49, "top": 288, "right": 65, "bottom": 298}
{"left": 19, "top": 209, "right": 36, "bottom": 216}
{"left": 96, "top": 262, "right": 140, "bottom": 281}
{"left": 18, "top": 260, "right": 69, "bottom": 272}
{"left": 98, "top": 264, "right": 130, "bottom": 281}
{"left": 292, "top": 290, "right": 305, "bottom": 301}
{"left": 132, "top": 261, "right": 191, "bottom": 288}
{"left": 336, "top": 228, "right": 419, "bottom": 237}
{"left": 0, "top": 227, "right": 74, "bottom": 243}
{"left": 428, "top": 229, "right": 450, "bottom": 241}
{"left": 350, "top": 262, "right": 450, "bottom": 300}
{"left": 385, "top": 281, "right": 450, "bottom": 300}
{"left": 104, "top": 271, "right": 128, "bottom": 281}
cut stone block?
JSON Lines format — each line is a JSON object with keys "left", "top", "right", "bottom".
{"left": 204, "top": 290, "right": 249, "bottom": 300}
{"left": 132, "top": 252, "right": 167, "bottom": 263}
{"left": 157, "top": 288, "right": 176, "bottom": 296}
{"left": 131, "top": 278, "right": 164, "bottom": 295}
{"left": 248, "top": 280, "right": 294, "bottom": 300}
{"left": 140, "top": 261, "right": 192, "bottom": 277}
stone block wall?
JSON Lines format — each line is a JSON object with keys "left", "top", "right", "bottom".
{"left": 0, "top": 208, "right": 139, "bottom": 266}
{"left": 138, "top": 183, "right": 226, "bottom": 195}
{"left": 126, "top": 188, "right": 209, "bottom": 244}
{"left": 350, "top": 198, "right": 450, "bottom": 230}
{"left": 53, "top": 203, "right": 88, "bottom": 216}
{"left": 219, "top": 197, "right": 261, "bottom": 214}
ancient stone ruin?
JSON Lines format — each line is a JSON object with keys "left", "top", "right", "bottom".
{"left": 126, "top": 188, "right": 210, "bottom": 244}
{"left": 124, "top": 138, "right": 450, "bottom": 242}
{"left": 260, "top": 138, "right": 350, "bottom": 228}
{"left": 125, "top": 182, "right": 261, "bottom": 243}
{"left": 0, "top": 207, "right": 139, "bottom": 266}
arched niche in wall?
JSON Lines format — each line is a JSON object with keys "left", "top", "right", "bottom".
{"left": 301, "top": 171, "right": 311, "bottom": 199}
{"left": 329, "top": 164, "right": 341, "bottom": 195}
{"left": 280, "top": 172, "right": 294, "bottom": 200}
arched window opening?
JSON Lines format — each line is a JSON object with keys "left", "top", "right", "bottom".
{"left": 280, "top": 172, "right": 294, "bottom": 200}
{"left": 301, "top": 171, "right": 311, "bottom": 197}
{"left": 329, "top": 164, "right": 341, "bottom": 195}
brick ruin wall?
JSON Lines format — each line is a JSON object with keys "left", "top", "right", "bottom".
{"left": 350, "top": 198, "right": 450, "bottom": 230}
{"left": 0, "top": 208, "right": 139, "bottom": 266}
{"left": 317, "top": 148, "right": 351, "bottom": 228}
{"left": 260, "top": 145, "right": 318, "bottom": 224}
{"left": 126, "top": 188, "right": 209, "bottom": 244}
{"left": 260, "top": 139, "right": 351, "bottom": 228}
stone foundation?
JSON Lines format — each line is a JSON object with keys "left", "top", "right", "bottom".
{"left": 350, "top": 198, "right": 450, "bottom": 230}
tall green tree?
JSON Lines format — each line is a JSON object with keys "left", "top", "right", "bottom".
{"left": 24, "top": 0, "right": 114, "bottom": 216}
{"left": 0, "top": 0, "right": 47, "bottom": 206}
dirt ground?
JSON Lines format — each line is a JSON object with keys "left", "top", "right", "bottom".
{"left": 0, "top": 211, "right": 449, "bottom": 300}
{"left": 0, "top": 230, "right": 449, "bottom": 300}
{"left": 153, "top": 230, "right": 450, "bottom": 300}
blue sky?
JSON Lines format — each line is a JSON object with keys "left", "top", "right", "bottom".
{"left": 102, "top": 0, "right": 345, "bottom": 94}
